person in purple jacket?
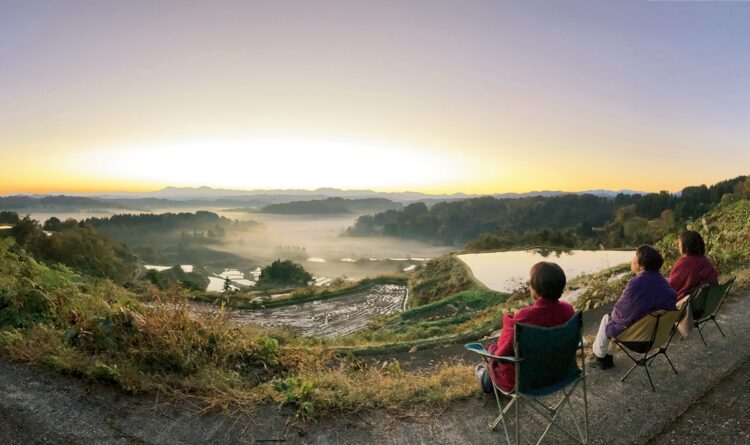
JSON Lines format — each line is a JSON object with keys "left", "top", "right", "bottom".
{"left": 587, "top": 245, "right": 677, "bottom": 370}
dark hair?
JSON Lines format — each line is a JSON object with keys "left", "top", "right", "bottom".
{"left": 679, "top": 230, "right": 706, "bottom": 256}
{"left": 636, "top": 245, "right": 664, "bottom": 271}
{"left": 529, "top": 262, "right": 566, "bottom": 301}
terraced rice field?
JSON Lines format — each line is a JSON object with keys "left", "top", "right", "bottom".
{"left": 226, "top": 284, "right": 407, "bottom": 337}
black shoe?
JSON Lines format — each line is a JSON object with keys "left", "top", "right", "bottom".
{"left": 586, "top": 353, "right": 614, "bottom": 370}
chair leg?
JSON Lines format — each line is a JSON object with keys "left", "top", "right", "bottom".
{"left": 662, "top": 351, "right": 678, "bottom": 375}
{"left": 697, "top": 324, "right": 708, "bottom": 346}
{"left": 536, "top": 401, "right": 566, "bottom": 445}
{"left": 525, "top": 389, "right": 588, "bottom": 445}
{"left": 490, "top": 386, "right": 513, "bottom": 445}
{"left": 490, "top": 388, "right": 504, "bottom": 430}
{"left": 565, "top": 396, "right": 585, "bottom": 444}
{"left": 515, "top": 396, "right": 520, "bottom": 445}
{"left": 712, "top": 317, "right": 726, "bottom": 337}
{"left": 621, "top": 362, "right": 638, "bottom": 382}
{"left": 583, "top": 378, "right": 589, "bottom": 444}
{"left": 643, "top": 363, "right": 656, "bottom": 392}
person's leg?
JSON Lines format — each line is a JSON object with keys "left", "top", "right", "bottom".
{"left": 589, "top": 314, "right": 614, "bottom": 369}
{"left": 475, "top": 363, "right": 494, "bottom": 394}
{"left": 481, "top": 367, "right": 494, "bottom": 394}
{"left": 593, "top": 314, "right": 612, "bottom": 358}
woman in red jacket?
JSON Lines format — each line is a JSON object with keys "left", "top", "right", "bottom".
{"left": 475, "top": 261, "right": 575, "bottom": 393}
{"left": 669, "top": 230, "right": 718, "bottom": 302}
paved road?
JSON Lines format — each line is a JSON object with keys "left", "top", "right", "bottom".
{"left": 649, "top": 358, "right": 750, "bottom": 445}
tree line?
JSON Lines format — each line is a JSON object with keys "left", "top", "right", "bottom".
{"left": 347, "top": 175, "right": 748, "bottom": 250}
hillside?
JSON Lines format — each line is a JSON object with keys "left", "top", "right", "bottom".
{"left": 574, "top": 195, "right": 750, "bottom": 311}
{"left": 259, "top": 197, "right": 401, "bottom": 214}
{"left": 348, "top": 176, "right": 747, "bottom": 248}
{"left": 0, "top": 195, "right": 133, "bottom": 211}
{"left": 0, "top": 215, "right": 137, "bottom": 284}
{"left": 84, "top": 211, "right": 261, "bottom": 267}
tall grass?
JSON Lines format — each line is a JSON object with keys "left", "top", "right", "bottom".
{"left": 0, "top": 237, "right": 477, "bottom": 417}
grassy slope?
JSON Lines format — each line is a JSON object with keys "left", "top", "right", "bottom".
{"left": 407, "top": 255, "right": 474, "bottom": 307}
{"left": 0, "top": 238, "right": 473, "bottom": 418}
{"left": 575, "top": 199, "right": 750, "bottom": 310}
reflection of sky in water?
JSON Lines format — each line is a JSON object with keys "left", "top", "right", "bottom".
{"left": 458, "top": 250, "right": 633, "bottom": 294}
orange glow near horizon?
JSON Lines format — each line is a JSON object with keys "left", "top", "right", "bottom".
{"left": 3, "top": 2, "right": 750, "bottom": 196}
{"left": 1, "top": 136, "right": 743, "bottom": 196}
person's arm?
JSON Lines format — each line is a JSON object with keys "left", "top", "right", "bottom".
{"left": 494, "top": 313, "right": 516, "bottom": 357}
{"left": 607, "top": 279, "right": 636, "bottom": 335}
{"left": 706, "top": 262, "right": 719, "bottom": 285}
{"left": 668, "top": 258, "right": 686, "bottom": 292}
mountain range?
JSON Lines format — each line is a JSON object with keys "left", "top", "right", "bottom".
{"left": 0, "top": 187, "right": 650, "bottom": 213}
{"left": 78, "top": 186, "right": 648, "bottom": 202}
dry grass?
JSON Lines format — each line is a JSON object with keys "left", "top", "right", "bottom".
{"left": 0, "top": 237, "right": 480, "bottom": 419}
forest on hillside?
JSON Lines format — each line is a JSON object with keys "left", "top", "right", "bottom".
{"left": 347, "top": 176, "right": 748, "bottom": 250}
{"left": 83, "top": 211, "right": 260, "bottom": 267}
{"left": 259, "top": 197, "right": 401, "bottom": 214}
{"left": 0, "top": 215, "right": 137, "bottom": 284}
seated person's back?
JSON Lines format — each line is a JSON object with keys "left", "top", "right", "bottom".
{"left": 589, "top": 245, "right": 676, "bottom": 369}
{"left": 606, "top": 263, "right": 677, "bottom": 338}
{"left": 481, "top": 262, "right": 575, "bottom": 392}
{"left": 668, "top": 230, "right": 718, "bottom": 302}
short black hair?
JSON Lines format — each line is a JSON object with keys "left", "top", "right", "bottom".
{"left": 529, "top": 262, "right": 566, "bottom": 301}
{"left": 636, "top": 245, "right": 664, "bottom": 272}
{"left": 679, "top": 230, "right": 706, "bottom": 256}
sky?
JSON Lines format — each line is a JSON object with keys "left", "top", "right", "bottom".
{"left": 1, "top": 0, "right": 749, "bottom": 195}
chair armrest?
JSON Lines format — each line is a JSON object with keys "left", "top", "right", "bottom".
{"left": 464, "top": 342, "right": 521, "bottom": 363}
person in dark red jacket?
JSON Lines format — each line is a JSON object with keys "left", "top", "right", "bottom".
{"left": 669, "top": 230, "right": 718, "bottom": 302}
{"left": 475, "top": 262, "right": 575, "bottom": 393}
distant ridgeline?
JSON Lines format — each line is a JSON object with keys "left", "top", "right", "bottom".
{"left": 83, "top": 211, "right": 259, "bottom": 267}
{"left": 84, "top": 211, "right": 260, "bottom": 236}
{"left": 347, "top": 176, "right": 749, "bottom": 249}
{"left": 259, "top": 197, "right": 401, "bottom": 214}
{"left": 0, "top": 195, "right": 131, "bottom": 210}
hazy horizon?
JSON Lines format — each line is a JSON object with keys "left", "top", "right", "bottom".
{"left": 0, "top": 182, "right": 712, "bottom": 197}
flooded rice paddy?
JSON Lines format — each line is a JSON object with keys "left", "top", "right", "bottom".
{"left": 215, "top": 284, "right": 407, "bottom": 338}
{"left": 458, "top": 250, "right": 633, "bottom": 294}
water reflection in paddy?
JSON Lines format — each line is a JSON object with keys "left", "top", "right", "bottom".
{"left": 457, "top": 250, "right": 633, "bottom": 294}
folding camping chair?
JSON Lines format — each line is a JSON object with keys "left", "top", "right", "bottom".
{"left": 611, "top": 302, "right": 688, "bottom": 392}
{"left": 690, "top": 276, "right": 736, "bottom": 346}
{"left": 465, "top": 312, "right": 588, "bottom": 445}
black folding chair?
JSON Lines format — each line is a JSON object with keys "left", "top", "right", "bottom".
{"left": 690, "top": 276, "right": 736, "bottom": 346}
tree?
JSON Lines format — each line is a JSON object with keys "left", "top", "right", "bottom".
{"left": 223, "top": 276, "right": 232, "bottom": 292}
{"left": 10, "top": 216, "right": 42, "bottom": 248}
{"left": 0, "top": 211, "right": 19, "bottom": 225}
{"left": 577, "top": 221, "right": 594, "bottom": 237}
{"left": 43, "top": 217, "right": 63, "bottom": 231}
{"left": 258, "top": 259, "right": 313, "bottom": 286}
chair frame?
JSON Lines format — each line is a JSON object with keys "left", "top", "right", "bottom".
{"left": 611, "top": 300, "right": 689, "bottom": 392}
{"left": 465, "top": 313, "right": 588, "bottom": 445}
{"left": 692, "top": 276, "right": 735, "bottom": 346}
